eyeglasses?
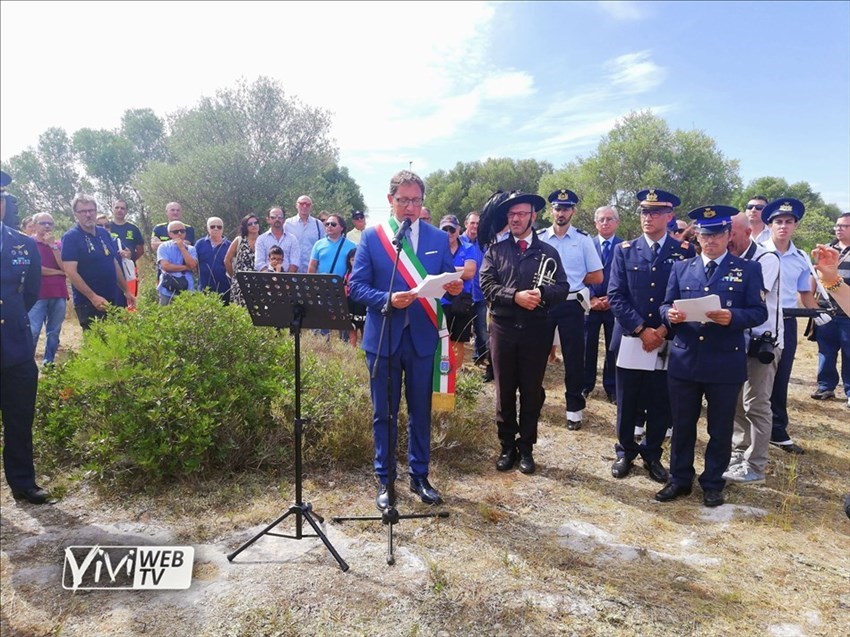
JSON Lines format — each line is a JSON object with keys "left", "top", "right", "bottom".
{"left": 639, "top": 208, "right": 667, "bottom": 217}
{"left": 38, "top": 221, "right": 55, "bottom": 227}
{"left": 170, "top": 228, "right": 186, "bottom": 234}
{"left": 208, "top": 225, "right": 222, "bottom": 230}
{"left": 745, "top": 204, "right": 766, "bottom": 211}
{"left": 834, "top": 224, "right": 850, "bottom": 230}
{"left": 75, "top": 208, "right": 97, "bottom": 215}
{"left": 297, "top": 201, "right": 312, "bottom": 206}
{"left": 393, "top": 197, "right": 424, "bottom": 208}
{"left": 507, "top": 211, "right": 531, "bottom": 219}
{"left": 246, "top": 220, "right": 260, "bottom": 226}
{"left": 442, "top": 226, "right": 457, "bottom": 233}
{"left": 324, "top": 221, "right": 338, "bottom": 227}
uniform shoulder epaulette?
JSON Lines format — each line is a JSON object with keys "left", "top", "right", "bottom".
{"left": 575, "top": 228, "right": 588, "bottom": 236}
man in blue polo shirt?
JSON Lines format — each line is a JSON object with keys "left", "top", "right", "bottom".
{"left": 62, "top": 195, "right": 135, "bottom": 329}
{"left": 308, "top": 214, "right": 356, "bottom": 277}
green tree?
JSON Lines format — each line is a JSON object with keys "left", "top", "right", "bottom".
{"left": 540, "top": 111, "right": 742, "bottom": 236}
{"left": 740, "top": 177, "right": 841, "bottom": 251}
{"left": 2, "top": 127, "right": 90, "bottom": 225}
{"left": 424, "top": 158, "right": 554, "bottom": 225}
{"left": 139, "top": 76, "right": 363, "bottom": 234}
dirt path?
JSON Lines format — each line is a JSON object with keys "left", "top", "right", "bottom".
{"left": 3, "top": 320, "right": 849, "bottom": 636}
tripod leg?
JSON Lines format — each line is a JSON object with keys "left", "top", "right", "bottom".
{"left": 301, "top": 509, "right": 350, "bottom": 572}
{"left": 387, "top": 522, "right": 395, "bottom": 566}
{"left": 227, "top": 508, "right": 296, "bottom": 562}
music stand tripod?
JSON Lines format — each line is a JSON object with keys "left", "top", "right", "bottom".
{"left": 227, "top": 271, "right": 351, "bottom": 572}
{"left": 332, "top": 226, "right": 449, "bottom": 565}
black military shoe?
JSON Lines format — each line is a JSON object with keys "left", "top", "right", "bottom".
{"left": 409, "top": 477, "right": 443, "bottom": 505}
{"left": 655, "top": 482, "right": 692, "bottom": 502}
{"left": 12, "top": 486, "right": 51, "bottom": 505}
{"left": 611, "top": 457, "right": 633, "bottom": 479}
{"left": 518, "top": 452, "right": 536, "bottom": 474}
{"left": 496, "top": 446, "right": 517, "bottom": 472}
{"left": 375, "top": 483, "right": 395, "bottom": 511}
{"left": 703, "top": 490, "right": 724, "bottom": 507}
{"left": 643, "top": 459, "right": 670, "bottom": 484}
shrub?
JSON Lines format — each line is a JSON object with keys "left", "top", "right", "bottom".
{"left": 34, "top": 292, "right": 489, "bottom": 485}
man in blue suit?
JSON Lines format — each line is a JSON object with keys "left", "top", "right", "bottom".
{"left": 583, "top": 205, "right": 623, "bottom": 403}
{"left": 608, "top": 189, "right": 695, "bottom": 484}
{"left": 349, "top": 170, "right": 463, "bottom": 510}
{"left": 658, "top": 205, "right": 767, "bottom": 507}
{"left": 1, "top": 170, "right": 52, "bottom": 504}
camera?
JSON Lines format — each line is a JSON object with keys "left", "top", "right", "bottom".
{"left": 747, "top": 331, "right": 776, "bottom": 364}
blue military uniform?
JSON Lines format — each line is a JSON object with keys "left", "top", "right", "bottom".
{"left": 0, "top": 218, "right": 43, "bottom": 494}
{"left": 607, "top": 189, "right": 695, "bottom": 474}
{"left": 658, "top": 206, "right": 767, "bottom": 505}
{"left": 540, "top": 189, "right": 603, "bottom": 427}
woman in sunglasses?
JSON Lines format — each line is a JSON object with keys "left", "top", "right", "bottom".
{"left": 225, "top": 213, "right": 261, "bottom": 307}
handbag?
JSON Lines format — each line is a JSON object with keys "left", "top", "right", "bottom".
{"left": 161, "top": 272, "right": 189, "bottom": 293}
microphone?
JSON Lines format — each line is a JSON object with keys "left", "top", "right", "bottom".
{"left": 392, "top": 218, "right": 412, "bottom": 247}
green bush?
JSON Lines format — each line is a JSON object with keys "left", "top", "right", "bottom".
{"left": 34, "top": 292, "right": 488, "bottom": 485}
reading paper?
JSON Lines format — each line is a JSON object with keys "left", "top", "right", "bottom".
{"left": 411, "top": 270, "right": 463, "bottom": 298}
{"left": 674, "top": 294, "right": 721, "bottom": 323}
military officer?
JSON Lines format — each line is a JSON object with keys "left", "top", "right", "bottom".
{"left": 607, "top": 188, "right": 695, "bottom": 484}
{"left": 1, "top": 170, "right": 52, "bottom": 504}
{"left": 539, "top": 189, "right": 603, "bottom": 430}
{"left": 658, "top": 205, "right": 767, "bottom": 507}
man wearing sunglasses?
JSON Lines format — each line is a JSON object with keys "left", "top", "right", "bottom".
{"left": 62, "top": 195, "right": 136, "bottom": 328}
{"left": 308, "top": 214, "right": 356, "bottom": 277}
{"left": 28, "top": 213, "right": 68, "bottom": 365}
{"left": 744, "top": 196, "right": 771, "bottom": 245}
{"left": 284, "top": 195, "right": 325, "bottom": 273}
{"left": 256, "top": 207, "right": 299, "bottom": 272}
{"left": 155, "top": 221, "right": 198, "bottom": 306}
{"left": 195, "top": 217, "right": 231, "bottom": 303}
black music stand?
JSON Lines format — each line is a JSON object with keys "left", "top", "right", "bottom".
{"left": 227, "top": 272, "right": 351, "bottom": 572}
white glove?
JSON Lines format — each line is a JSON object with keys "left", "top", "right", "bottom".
{"left": 814, "top": 313, "right": 832, "bottom": 327}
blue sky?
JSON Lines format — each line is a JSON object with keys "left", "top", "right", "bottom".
{"left": 2, "top": 1, "right": 848, "bottom": 218}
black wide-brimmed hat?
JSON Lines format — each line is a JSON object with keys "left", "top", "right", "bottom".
{"left": 477, "top": 190, "right": 546, "bottom": 248}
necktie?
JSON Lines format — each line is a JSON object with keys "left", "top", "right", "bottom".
{"left": 517, "top": 239, "right": 528, "bottom": 254}
{"left": 651, "top": 242, "right": 660, "bottom": 260}
{"left": 705, "top": 260, "right": 717, "bottom": 280}
{"left": 601, "top": 240, "right": 611, "bottom": 263}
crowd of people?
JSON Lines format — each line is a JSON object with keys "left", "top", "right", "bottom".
{"left": 1, "top": 167, "right": 848, "bottom": 517}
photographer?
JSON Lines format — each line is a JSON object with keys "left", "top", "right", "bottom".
{"left": 724, "top": 213, "right": 782, "bottom": 484}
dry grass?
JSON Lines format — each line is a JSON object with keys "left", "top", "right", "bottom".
{"left": 3, "top": 316, "right": 848, "bottom": 636}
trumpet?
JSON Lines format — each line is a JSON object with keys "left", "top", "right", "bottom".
{"left": 532, "top": 256, "right": 559, "bottom": 306}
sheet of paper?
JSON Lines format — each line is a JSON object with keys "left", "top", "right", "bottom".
{"left": 411, "top": 270, "right": 463, "bottom": 298}
{"left": 616, "top": 335, "right": 662, "bottom": 371}
{"left": 674, "top": 294, "right": 721, "bottom": 322}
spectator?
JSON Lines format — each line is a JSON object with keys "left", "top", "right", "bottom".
{"left": 419, "top": 207, "right": 433, "bottom": 225}
{"left": 109, "top": 199, "right": 144, "bottom": 297}
{"left": 439, "top": 214, "right": 477, "bottom": 368}
{"left": 20, "top": 215, "right": 36, "bottom": 235}
{"left": 284, "top": 195, "right": 324, "bottom": 273}
{"left": 151, "top": 202, "right": 195, "bottom": 255}
{"left": 263, "top": 245, "right": 286, "bottom": 272}
{"left": 460, "top": 211, "right": 489, "bottom": 370}
{"left": 811, "top": 212, "right": 850, "bottom": 403}
{"left": 744, "top": 195, "right": 771, "bottom": 245}
{"left": 308, "top": 214, "right": 356, "bottom": 277}
{"left": 28, "top": 213, "right": 69, "bottom": 365}
{"left": 226, "top": 213, "right": 261, "bottom": 307}
{"left": 156, "top": 220, "right": 198, "bottom": 306}
{"left": 195, "top": 216, "right": 232, "bottom": 303}
{"left": 347, "top": 210, "right": 367, "bottom": 245}
{"left": 256, "top": 207, "right": 299, "bottom": 272}
{"left": 62, "top": 195, "right": 135, "bottom": 329}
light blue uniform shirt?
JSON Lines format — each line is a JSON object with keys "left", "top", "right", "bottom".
{"left": 763, "top": 238, "right": 812, "bottom": 309}
{"left": 539, "top": 225, "right": 603, "bottom": 293}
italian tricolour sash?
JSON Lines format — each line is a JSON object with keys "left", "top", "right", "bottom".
{"left": 375, "top": 218, "right": 456, "bottom": 412}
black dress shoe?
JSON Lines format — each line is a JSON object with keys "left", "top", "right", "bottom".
{"left": 703, "top": 489, "right": 724, "bottom": 507}
{"left": 518, "top": 452, "right": 535, "bottom": 474}
{"left": 643, "top": 459, "right": 669, "bottom": 484}
{"left": 12, "top": 487, "right": 51, "bottom": 505}
{"left": 770, "top": 441, "right": 805, "bottom": 455}
{"left": 375, "top": 483, "right": 396, "bottom": 511}
{"left": 655, "top": 482, "right": 692, "bottom": 502}
{"left": 483, "top": 364, "right": 494, "bottom": 383}
{"left": 566, "top": 419, "right": 582, "bottom": 431}
{"left": 409, "top": 477, "right": 443, "bottom": 505}
{"left": 611, "top": 457, "right": 633, "bottom": 478}
{"left": 496, "top": 446, "right": 517, "bottom": 472}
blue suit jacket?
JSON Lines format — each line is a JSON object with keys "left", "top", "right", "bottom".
{"left": 608, "top": 235, "right": 695, "bottom": 352}
{"left": 1, "top": 223, "right": 41, "bottom": 368}
{"left": 349, "top": 221, "right": 454, "bottom": 358}
{"left": 587, "top": 234, "right": 623, "bottom": 300}
{"left": 660, "top": 254, "right": 767, "bottom": 384}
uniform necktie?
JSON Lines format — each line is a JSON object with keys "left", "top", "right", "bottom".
{"left": 651, "top": 242, "right": 660, "bottom": 259}
{"left": 705, "top": 260, "right": 717, "bottom": 280}
{"left": 517, "top": 239, "right": 528, "bottom": 254}
{"left": 601, "top": 240, "right": 611, "bottom": 263}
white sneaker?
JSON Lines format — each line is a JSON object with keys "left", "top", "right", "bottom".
{"left": 729, "top": 450, "right": 746, "bottom": 466}
{"left": 723, "top": 463, "right": 765, "bottom": 484}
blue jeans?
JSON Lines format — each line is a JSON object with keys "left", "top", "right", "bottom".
{"left": 28, "top": 297, "right": 67, "bottom": 364}
{"left": 815, "top": 315, "right": 850, "bottom": 395}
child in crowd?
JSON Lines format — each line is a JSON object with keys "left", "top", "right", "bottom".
{"left": 264, "top": 246, "right": 285, "bottom": 272}
{"left": 344, "top": 248, "right": 366, "bottom": 347}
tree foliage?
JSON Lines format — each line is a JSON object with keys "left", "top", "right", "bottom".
{"left": 138, "top": 76, "right": 364, "bottom": 234}
{"left": 539, "top": 111, "right": 743, "bottom": 236}
{"left": 424, "top": 158, "right": 554, "bottom": 225}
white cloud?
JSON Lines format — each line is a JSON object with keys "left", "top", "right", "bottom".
{"left": 605, "top": 51, "right": 666, "bottom": 91}
{"left": 597, "top": 1, "right": 645, "bottom": 21}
